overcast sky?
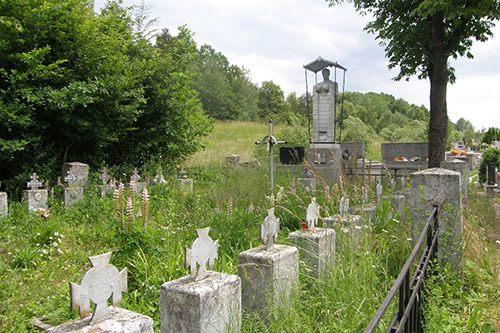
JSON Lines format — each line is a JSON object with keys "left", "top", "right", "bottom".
{"left": 95, "top": 0, "right": 500, "bottom": 131}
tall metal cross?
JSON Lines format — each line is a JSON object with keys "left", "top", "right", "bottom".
{"left": 255, "top": 119, "right": 286, "bottom": 195}
{"left": 27, "top": 173, "right": 42, "bottom": 190}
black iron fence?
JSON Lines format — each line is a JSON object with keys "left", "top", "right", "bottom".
{"left": 365, "top": 205, "right": 439, "bottom": 333}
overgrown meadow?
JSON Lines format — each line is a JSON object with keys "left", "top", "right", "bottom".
{"left": 0, "top": 122, "right": 498, "bottom": 332}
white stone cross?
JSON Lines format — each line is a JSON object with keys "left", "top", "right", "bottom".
{"left": 260, "top": 208, "right": 280, "bottom": 251}
{"left": 130, "top": 168, "right": 141, "bottom": 183}
{"left": 339, "top": 195, "right": 349, "bottom": 218}
{"left": 376, "top": 178, "right": 383, "bottom": 203}
{"left": 306, "top": 197, "right": 320, "bottom": 230}
{"left": 69, "top": 252, "right": 127, "bottom": 325}
{"left": 154, "top": 168, "right": 166, "bottom": 184}
{"left": 185, "top": 227, "right": 219, "bottom": 281}
{"left": 401, "top": 174, "right": 406, "bottom": 189}
{"left": 65, "top": 170, "right": 79, "bottom": 187}
{"left": 27, "top": 173, "right": 42, "bottom": 190}
{"left": 99, "top": 167, "right": 110, "bottom": 185}
{"left": 391, "top": 178, "right": 396, "bottom": 194}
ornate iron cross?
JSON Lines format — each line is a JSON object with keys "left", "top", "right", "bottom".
{"left": 69, "top": 252, "right": 127, "bottom": 325}
{"left": 185, "top": 228, "right": 219, "bottom": 281}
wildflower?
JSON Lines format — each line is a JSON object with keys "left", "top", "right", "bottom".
{"left": 52, "top": 242, "right": 58, "bottom": 247}
{"left": 496, "top": 240, "right": 500, "bottom": 245}
{"left": 393, "top": 219, "right": 400, "bottom": 223}
{"left": 354, "top": 225, "right": 362, "bottom": 230}
{"left": 382, "top": 229, "right": 388, "bottom": 233}
{"left": 57, "top": 249, "right": 63, "bottom": 254}
{"left": 372, "top": 265, "right": 376, "bottom": 269}
{"left": 41, "top": 249, "right": 48, "bottom": 255}
{"left": 54, "top": 232, "right": 59, "bottom": 237}
{"left": 406, "top": 238, "right": 412, "bottom": 241}
{"left": 342, "top": 228, "right": 349, "bottom": 233}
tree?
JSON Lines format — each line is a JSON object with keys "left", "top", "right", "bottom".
{"left": 327, "top": 0, "right": 500, "bottom": 167}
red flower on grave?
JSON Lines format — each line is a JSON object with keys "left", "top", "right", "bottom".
{"left": 301, "top": 219, "right": 308, "bottom": 230}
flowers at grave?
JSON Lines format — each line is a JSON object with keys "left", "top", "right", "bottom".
{"left": 35, "top": 207, "right": 50, "bottom": 220}
{"left": 36, "top": 231, "right": 64, "bottom": 258}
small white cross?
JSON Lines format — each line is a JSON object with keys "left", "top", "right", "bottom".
{"left": 99, "top": 167, "right": 110, "bottom": 185}
{"left": 27, "top": 173, "right": 42, "bottom": 190}
{"left": 306, "top": 197, "right": 320, "bottom": 230}
{"left": 184, "top": 228, "right": 219, "bottom": 281}
{"left": 130, "top": 168, "right": 141, "bottom": 183}
{"left": 260, "top": 208, "right": 280, "bottom": 251}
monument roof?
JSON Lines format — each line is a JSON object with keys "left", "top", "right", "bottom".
{"left": 304, "top": 56, "right": 347, "bottom": 73}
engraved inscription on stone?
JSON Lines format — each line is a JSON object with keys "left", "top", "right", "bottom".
{"left": 69, "top": 252, "right": 127, "bottom": 325}
{"left": 260, "top": 208, "right": 280, "bottom": 251}
{"left": 184, "top": 227, "right": 219, "bottom": 281}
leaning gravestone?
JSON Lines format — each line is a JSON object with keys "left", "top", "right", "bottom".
{"left": 238, "top": 208, "right": 298, "bottom": 319}
{"left": 24, "top": 173, "right": 48, "bottom": 212}
{"left": 63, "top": 170, "right": 84, "bottom": 208}
{"left": 289, "top": 198, "right": 336, "bottom": 277}
{"left": 160, "top": 228, "right": 241, "bottom": 333}
{"left": 0, "top": 192, "right": 7, "bottom": 218}
{"left": 46, "top": 252, "right": 153, "bottom": 332}
{"left": 62, "top": 162, "right": 89, "bottom": 187}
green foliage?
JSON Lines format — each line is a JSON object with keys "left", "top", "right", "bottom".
{"left": 0, "top": 0, "right": 211, "bottom": 193}
{"left": 478, "top": 148, "right": 500, "bottom": 183}
{"left": 482, "top": 127, "right": 500, "bottom": 145}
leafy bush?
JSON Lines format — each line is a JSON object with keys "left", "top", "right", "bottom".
{"left": 478, "top": 148, "right": 500, "bottom": 183}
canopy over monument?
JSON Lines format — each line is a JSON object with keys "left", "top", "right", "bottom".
{"left": 303, "top": 56, "right": 346, "bottom": 73}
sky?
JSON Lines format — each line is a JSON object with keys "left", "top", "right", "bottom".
{"left": 95, "top": 0, "right": 500, "bottom": 131}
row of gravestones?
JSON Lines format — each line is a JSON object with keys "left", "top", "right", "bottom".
{"left": 0, "top": 162, "right": 194, "bottom": 217}
{"left": 43, "top": 163, "right": 467, "bottom": 333}
{"left": 41, "top": 179, "right": 423, "bottom": 333}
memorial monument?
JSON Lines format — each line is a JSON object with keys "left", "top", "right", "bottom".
{"left": 304, "top": 57, "right": 346, "bottom": 183}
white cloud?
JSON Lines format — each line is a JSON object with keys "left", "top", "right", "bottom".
{"left": 94, "top": 0, "right": 500, "bottom": 130}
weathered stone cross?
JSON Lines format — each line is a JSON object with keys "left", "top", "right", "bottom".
{"left": 185, "top": 227, "right": 219, "bottom": 281}
{"left": 69, "top": 252, "right": 127, "bottom": 325}
{"left": 339, "top": 195, "right": 349, "bottom": 218}
{"left": 260, "top": 208, "right": 280, "bottom": 251}
{"left": 27, "top": 173, "right": 42, "bottom": 190}
{"left": 65, "top": 169, "right": 78, "bottom": 187}
{"left": 130, "top": 168, "right": 141, "bottom": 183}
{"left": 99, "top": 167, "right": 110, "bottom": 185}
{"left": 376, "top": 178, "right": 383, "bottom": 203}
{"left": 306, "top": 197, "right": 320, "bottom": 230}
{"left": 361, "top": 185, "right": 368, "bottom": 205}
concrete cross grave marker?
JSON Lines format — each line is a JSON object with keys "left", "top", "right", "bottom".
{"left": 69, "top": 252, "right": 127, "bottom": 326}
{"left": 260, "top": 208, "right": 280, "bottom": 251}
{"left": 401, "top": 174, "right": 406, "bottom": 190}
{"left": 376, "top": 178, "right": 383, "bottom": 203}
{"left": 361, "top": 185, "right": 369, "bottom": 205}
{"left": 27, "top": 173, "right": 42, "bottom": 190}
{"left": 306, "top": 197, "right": 320, "bottom": 230}
{"left": 99, "top": 167, "right": 110, "bottom": 185}
{"left": 64, "top": 169, "right": 79, "bottom": 187}
{"left": 339, "top": 195, "right": 349, "bottom": 218}
{"left": 185, "top": 227, "right": 219, "bottom": 281}
{"left": 154, "top": 168, "right": 166, "bottom": 185}
{"left": 130, "top": 168, "right": 141, "bottom": 183}
{"left": 391, "top": 178, "right": 396, "bottom": 194}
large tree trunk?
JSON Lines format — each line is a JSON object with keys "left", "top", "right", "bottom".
{"left": 428, "top": 13, "right": 449, "bottom": 168}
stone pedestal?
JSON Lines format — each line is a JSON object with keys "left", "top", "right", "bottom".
{"left": 307, "top": 144, "right": 342, "bottom": 184}
{"left": 176, "top": 178, "right": 193, "bottom": 193}
{"left": 485, "top": 184, "right": 498, "bottom": 198}
{"left": 160, "top": 271, "right": 241, "bottom": 333}
{"left": 297, "top": 177, "right": 316, "bottom": 192}
{"left": 392, "top": 194, "right": 406, "bottom": 220}
{"left": 62, "top": 162, "right": 89, "bottom": 187}
{"left": 238, "top": 244, "right": 298, "bottom": 318}
{"left": 23, "top": 189, "right": 48, "bottom": 212}
{"left": 226, "top": 155, "right": 242, "bottom": 166}
{"left": 288, "top": 228, "right": 335, "bottom": 276}
{"left": 0, "top": 192, "right": 7, "bottom": 218}
{"left": 410, "top": 168, "right": 462, "bottom": 271}
{"left": 46, "top": 307, "right": 153, "bottom": 333}
{"left": 350, "top": 205, "right": 377, "bottom": 224}
{"left": 63, "top": 187, "right": 84, "bottom": 207}
{"left": 441, "top": 159, "right": 469, "bottom": 203}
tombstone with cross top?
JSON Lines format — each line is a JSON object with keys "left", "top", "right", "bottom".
{"left": 98, "top": 167, "right": 114, "bottom": 197}
{"left": 129, "top": 168, "right": 145, "bottom": 195}
{"left": 44, "top": 252, "right": 152, "bottom": 332}
{"left": 63, "top": 169, "right": 83, "bottom": 208}
{"left": 24, "top": 173, "right": 47, "bottom": 213}
{"left": 161, "top": 228, "right": 241, "bottom": 333}
{"left": 237, "top": 206, "right": 298, "bottom": 318}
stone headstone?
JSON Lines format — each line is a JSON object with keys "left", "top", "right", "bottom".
{"left": 225, "top": 154, "right": 242, "bottom": 166}
{"left": 161, "top": 228, "right": 241, "bottom": 332}
{"left": 62, "top": 162, "right": 89, "bottom": 187}
{"left": 64, "top": 170, "right": 84, "bottom": 207}
{"left": 24, "top": 173, "right": 48, "bottom": 212}
{"left": 441, "top": 159, "right": 469, "bottom": 203}
{"left": 238, "top": 208, "right": 298, "bottom": 318}
{"left": 0, "top": 192, "right": 7, "bottom": 218}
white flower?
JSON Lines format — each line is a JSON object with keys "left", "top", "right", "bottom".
{"left": 36, "top": 233, "right": 40, "bottom": 236}
{"left": 495, "top": 240, "right": 500, "bottom": 245}
{"left": 393, "top": 219, "right": 400, "bottom": 223}
{"left": 52, "top": 242, "right": 58, "bottom": 247}
{"left": 342, "top": 228, "right": 349, "bottom": 233}
{"left": 57, "top": 249, "right": 63, "bottom": 254}
{"left": 49, "top": 236, "right": 53, "bottom": 240}
{"left": 407, "top": 238, "right": 412, "bottom": 241}
{"left": 382, "top": 229, "right": 388, "bottom": 233}
{"left": 41, "top": 249, "right": 48, "bottom": 255}
{"left": 54, "top": 232, "right": 59, "bottom": 237}
{"left": 58, "top": 238, "right": 62, "bottom": 243}
{"left": 372, "top": 265, "right": 376, "bottom": 269}
{"left": 354, "top": 225, "right": 362, "bottom": 230}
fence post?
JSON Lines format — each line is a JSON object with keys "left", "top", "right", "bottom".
{"left": 410, "top": 168, "right": 462, "bottom": 271}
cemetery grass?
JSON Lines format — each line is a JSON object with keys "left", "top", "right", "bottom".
{"left": 0, "top": 172, "right": 499, "bottom": 330}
